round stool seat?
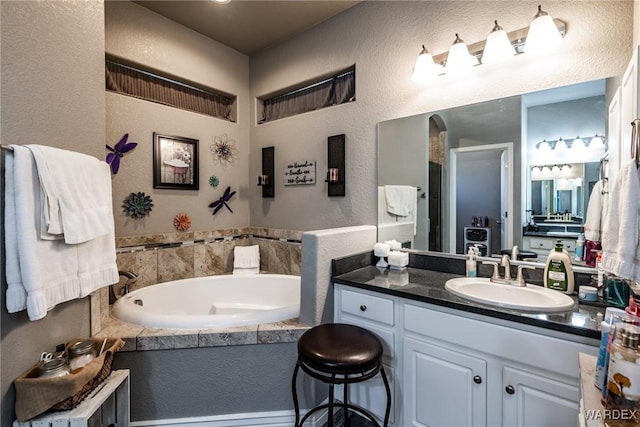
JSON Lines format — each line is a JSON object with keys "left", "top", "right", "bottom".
{"left": 298, "top": 323, "right": 383, "bottom": 375}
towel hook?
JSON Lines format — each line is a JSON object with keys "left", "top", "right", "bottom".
{"left": 631, "top": 119, "right": 640, "bottom": 167}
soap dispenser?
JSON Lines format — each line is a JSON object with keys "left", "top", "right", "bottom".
{"left": 466, "top": 246, "right": 478, "bottom": 277}
{"left": 544, "top": 240, "right": 574, "bottom": 293}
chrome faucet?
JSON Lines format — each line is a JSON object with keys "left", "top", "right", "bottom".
{"left": 500, "top": 254, "right": 512, "bottom": 281}
{"left": 109, "top": 270, "right": 138, "bottom": 304}
{"left": 481, "top": 256, "right": 534, "bottom": 287}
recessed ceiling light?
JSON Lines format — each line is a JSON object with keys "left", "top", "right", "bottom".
{"left": 213, "top": 0, "right": 231, "bottom": 4}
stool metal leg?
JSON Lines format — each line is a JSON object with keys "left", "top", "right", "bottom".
{"left": 328, "top": 382, "right": 335, "bottom": 426}
{"left": 292, "top": 361, "right": 301, "bottom": 427}
{"left": 343, "top": 374, "right": 350, "bottom": 427}
{"left": 380, "top": 365, "right": 391, "bottom": 427}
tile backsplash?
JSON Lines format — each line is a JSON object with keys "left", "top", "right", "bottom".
{"left": 91, "top": 227, "right": 302, "bottom": 334}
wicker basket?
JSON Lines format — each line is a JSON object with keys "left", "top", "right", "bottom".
{"left": 14, "top": 337, "right": 124, "bottom": 422}
{"left": 49, "top": 345, "right": 116, "bottom": 411}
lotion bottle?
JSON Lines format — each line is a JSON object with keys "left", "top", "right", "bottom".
{"left": 466, "top": 247, "right": 477, "bottom": 277}
{"left": 544, "top": 240, "right": 574, "bottom": 293}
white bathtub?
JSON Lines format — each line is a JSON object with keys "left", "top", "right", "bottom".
{"left": 111, "top": 274, "right": 300, "bottom": 330}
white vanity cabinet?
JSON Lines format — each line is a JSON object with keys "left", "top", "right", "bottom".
{"left": 334, "top": 286, "right": 399, "bottom": 425}
{"left": 404, "top": 302, "right": 597, "bottom": 427}
{"left": 334, "top": 283, "right": 598, "bottom": 427}
{"left": 522, "top": 235, "right": 576, "bottom": 259}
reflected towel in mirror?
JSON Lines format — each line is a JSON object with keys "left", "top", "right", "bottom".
{"left": 384, "top": 185, "right": 416, "bottom": 217}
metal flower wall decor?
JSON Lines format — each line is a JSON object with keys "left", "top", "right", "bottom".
{"left": 210, "top": 134, "right": 238, "bottom": 166}
{"left": 106, "top": 133, "right": 137, "bottom": 174}
{"left": 123, "top": 192, "right": 153, "bottom": 219}
{"left": 173, "top": 213, "right": 191, "bottom": 231}
{"left": 209, "top": 175, "right": 220, "bottom": 187}
{"left": 209, "top": 186, "right": 236, "bottom": 215}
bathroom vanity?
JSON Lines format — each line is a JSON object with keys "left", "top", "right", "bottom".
{"left": 333, "top": 264, "right": 601, "bottom": 427}
{"left": 521, "top": 216, "right": 585, "bottom": 260}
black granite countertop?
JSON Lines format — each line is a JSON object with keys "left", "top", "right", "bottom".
{"left": 333, "top": 265, "right": 604, "bottom": 340}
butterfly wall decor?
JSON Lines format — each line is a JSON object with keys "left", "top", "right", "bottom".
{"left": 106, "top": 133, "right": 137, "bottom": 174}
{"left": 209, "top": 186, "right": 236, "bottom": 215}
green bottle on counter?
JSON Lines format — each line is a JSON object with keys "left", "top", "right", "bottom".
{"left": 544, "top": 240, "right": 574, "bottom": 294}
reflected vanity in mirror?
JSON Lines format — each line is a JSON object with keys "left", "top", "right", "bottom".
{"left": 377, "top": 79, "right": 607, "bottom": 265}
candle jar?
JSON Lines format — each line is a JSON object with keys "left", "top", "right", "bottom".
{"left": 68, "top": 339, "right": 96, "bottom": 371}
{"left": 603, "top": 323, "right": 640, "bottom": 411}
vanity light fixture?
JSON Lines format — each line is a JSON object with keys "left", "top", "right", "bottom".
{"left": 535, "top": 135, "right": 606, "bottom": 151}
{"left": 482, "top": 21, "right": 516, "bottom": 66}
{"left": 531, "top": 163, "right": 573, "bottom": 174}
{"left": 411, "top": 45, "right": 441, "bottom": 83}
{"left": 445, "top": 34, "right": 477, "bottom": 75}
{"left": 411, "top": 5, "right": 565, "bottom": 81}
{"left": 525, "top": 5, "right": 563, "bottom": 55}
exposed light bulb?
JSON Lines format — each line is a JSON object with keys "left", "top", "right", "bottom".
{"left": 525, "top": 5, "right": 562, "bottom": 55}
{"left": 482, "top": 20, "right": 515, "bottom": 65}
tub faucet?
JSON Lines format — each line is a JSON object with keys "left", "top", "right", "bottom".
{"left": 109, "top": 270, "right": 138, "bottom": 304}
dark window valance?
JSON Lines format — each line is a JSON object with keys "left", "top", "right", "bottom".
{"left": 259, "top": 66, "right": 355, "bottom": 124}
{"left": 106, "top": 59, "right": 236, "bottom": 122}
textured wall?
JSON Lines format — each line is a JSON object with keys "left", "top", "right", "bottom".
{"left": 0, "top": 1, "right": 106, "bottom": 425}
{"left": 300, "top": 225, "right": 377, "bottom": 325}
{"left": 249, "top": 1, "right": 634, "bottom": 231}
{"left": 105, "top": 1, "right": 251, "bottom": 237}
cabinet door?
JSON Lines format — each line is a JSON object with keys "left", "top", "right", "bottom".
{"left": 403, "top": 336, "right": 487, "bottom": 427}
{"left": 502, "top": 366, "right": 579, "bottom": 427}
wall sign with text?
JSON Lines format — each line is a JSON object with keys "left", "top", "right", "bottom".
{"left": 284, "top": 160, "right": 316, "bottom": 185}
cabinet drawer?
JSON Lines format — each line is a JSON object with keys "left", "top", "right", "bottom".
{"left": 340, "top": 289, "right": 394, "bottom": 326}
{"left": 529, "top": 237, "right": 554, "bottom": 250}
{"left": 562, "top": 240, "right": 575, "bottom": 252}
{"left": 528, "top": 237, "right": 576, "bottom": 253}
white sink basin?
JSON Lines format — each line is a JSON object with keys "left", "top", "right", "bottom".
{"left": 444, "top": 277, "right": 575, "bottom": 313}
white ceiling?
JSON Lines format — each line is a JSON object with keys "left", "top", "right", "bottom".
{"left": 132, "top": 0, "right": 361, "bottom": 56}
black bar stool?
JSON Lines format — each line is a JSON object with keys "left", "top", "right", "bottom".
{"left": 291, "top": 323, "right": 391, "bottom": 426}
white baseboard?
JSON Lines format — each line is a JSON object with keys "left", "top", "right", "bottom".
{"left": 131, "top": 409, "right": 327, "bottom": 427}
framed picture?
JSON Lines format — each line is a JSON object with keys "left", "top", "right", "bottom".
{"left": 153, "top": 133, "right": 199, "bottom": 190}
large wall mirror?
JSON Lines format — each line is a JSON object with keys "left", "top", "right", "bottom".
{"left": 377, "top": 79, "right": 607, "bottom": 258}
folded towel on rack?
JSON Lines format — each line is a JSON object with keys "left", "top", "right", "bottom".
{"left": 4, "top": 145, "right": 118, "bottom": 321}
{"left": 384, "top": 185, "right": 416, "bottom": 217}
{"left": 601, "top": 160, "right": 640, "bottom": 282}
{"left": 584, "top": 179, "right": 608, "bottom": 242}
{"left": 26, "top": 144, "right": 113, "bottom": 244}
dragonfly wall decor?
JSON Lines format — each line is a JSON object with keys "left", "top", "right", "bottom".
{"left": 209, "top": 186, "right": 236, "bottom": 215}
